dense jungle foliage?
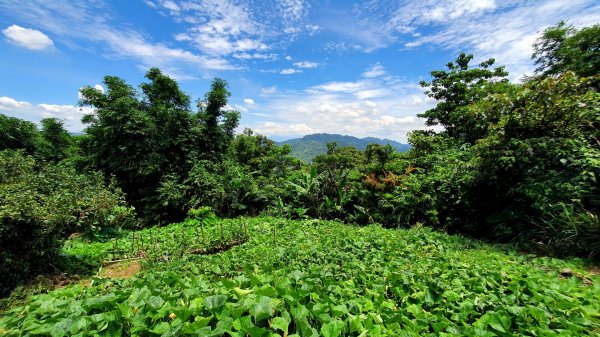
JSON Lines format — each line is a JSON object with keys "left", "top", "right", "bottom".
{"left": 0, "top": 22, "right": 599, "bottom": 299}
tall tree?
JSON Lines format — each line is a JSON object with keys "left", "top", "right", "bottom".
{"left": 196, "top": 78, "right": 240, "bottom": 160}
{"left": 418, "top": 53, "right": 509, "bottom": 144}
{"left": 38, "top": 117, "right": 71, "bottom": 162}
{"left": 80, "top": 69, "right": 241, "bottom": 223}
{"left": 80, "top": 68, "right": 197, "bottom": 222}
{"left": 532, "top": 22, "right": 600, "bottom": 77}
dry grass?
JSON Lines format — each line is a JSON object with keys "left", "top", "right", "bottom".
{"left": 98, "top": 260, "right": 142, "bottom": 279}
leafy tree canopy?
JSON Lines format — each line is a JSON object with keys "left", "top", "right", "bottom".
{"left": 533, "top": 21, "right": 600, "bottom": 77}
{"left": 418, "top": 53, "right": 509, "bottom": 143}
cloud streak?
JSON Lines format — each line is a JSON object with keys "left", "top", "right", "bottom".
{"left": 0, "top": 0, "right": 234, "bottom": 79}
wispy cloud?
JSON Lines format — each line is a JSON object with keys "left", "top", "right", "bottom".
{"left": 145, "top": 0, "right": 319, "bottom": 65}
{"left": 321, "top": 0, "right": 598, "bottom": 79}
{"left": 281, "top": 68, "right": 301, "bottom": 75}
{"left": 398, "top": 0, "right": 600, "bottom": 78}
{"left": 167, "top": 0, "right": 266, "bottom": 56}
{"left": 362, "top": 63, "right": 386, "bottom": 78}
{"left": 293, "top": 61, "right": 319, "bottom": 68}
{"left": 0, "top": 0, "right": 233, "bottom": 78}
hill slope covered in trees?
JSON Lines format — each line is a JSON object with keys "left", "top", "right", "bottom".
{"left": 277, "top": 133, "right": 410, "bottom": 162}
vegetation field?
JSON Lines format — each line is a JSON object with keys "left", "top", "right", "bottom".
{"left": 1, "top": 217, "right": 599, "bottom": 336}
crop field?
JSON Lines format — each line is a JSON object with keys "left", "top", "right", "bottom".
{"left": 1, "top": 217, "right": 599, "bottom": 336}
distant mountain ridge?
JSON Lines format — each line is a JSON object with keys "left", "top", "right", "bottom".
{"left": 277, "top": 133, "right": 410, "bottom": 162}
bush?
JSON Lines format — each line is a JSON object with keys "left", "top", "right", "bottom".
{"left": 0, "top": 150, "right": 134, "bottom": 295}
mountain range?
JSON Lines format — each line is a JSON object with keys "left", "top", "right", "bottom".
{"left": 277, "top": 133, "right": 410, "bottom": 162}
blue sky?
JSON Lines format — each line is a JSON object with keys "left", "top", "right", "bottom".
{"left": 0, "top": 0, "right": 598, "bottom": 142}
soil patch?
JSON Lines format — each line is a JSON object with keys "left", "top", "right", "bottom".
{"left": 586, "top": 265, "right": 600, "bottom": 276}
{"left": 98, "top": 260, "right": 142, "bottom": 279}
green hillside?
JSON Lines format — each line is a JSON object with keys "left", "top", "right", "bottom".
{"left": 278, "top": 133, "right": 410, "bottom": 162}
{"left": 1, "top": 217, "right": 598, "bottom": 336}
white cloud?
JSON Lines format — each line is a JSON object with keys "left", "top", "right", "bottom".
{"left": 390, "top": 0, "right": 497, "bottom": 27}
{"left": 2, "top": 25, "right": 54, "bottom": 50}
{"left": 233, "top": 104, "right": 248, "bottom": 112}
{"left": 0, "top": 1, "right": 234, "bottom": 77}
{"left": 145, "top": 0, "right": 314, "bottom": 61}
{"left": 362, "top": 63, "right": 386, "bottom": 78}
{"left": 354, "top": 89, "right": 387, "bottom": 100}
{"left": 306, "top": 24, "right": 321, "bottom": 35}
{"left": 285, "top": 55, "right": 292, "bottom": 61}
{"left": 322, "top": 41, "right": 363, "bottom": 53}
{"left": 93, "top": 84, "right": 105, "bottom": 93}
{"left": 161, "top": 0, "right": 180, "bottom": 13}
{"left": 0, "top": 96, "right": 31, "bottom": 109}
{"left": 293, "top": 61, "right": 319, "bottom": 68}
{"left": 233, "top": 52, "right": 277, "bottom": 60}
{"left": 281, "top": 68, "right": 301, "bottom": 75}
{"left": 311, "top": 81, "right": 367, "bottom": 93}
{"left": 279, "top": 0, "right": 309, "bottom": 36}
{"left": 0, "top": 96, "right": 93, "bottom": 132}
{"left": 261, "top": 86, "right": 277, "bottom": 96}
{"left": 329, "top": 0, "right": 597, "bottom": 75}
{"left": 254, "top": 122, "right": 315, "bottom": 137}
{"left": 244, "top": 75, "right": 436, "bottom": 142}
{"left": 243, "top": 98, "right": 254, "bottom": 105}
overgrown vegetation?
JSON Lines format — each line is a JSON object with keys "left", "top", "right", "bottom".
{"left": 0, "top": 150, "right": 133, "bottom": 295}
{"left": 1, "top": 217, "right": 599, "bottom": 336}
{"left": 0, "top": 21, "right": 599, "bottom": 332}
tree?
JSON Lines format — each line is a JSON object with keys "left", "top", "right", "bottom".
{"left": 533, "top": 22, "right": 600, "bottom": 77}
{"left": 80, "top": 68, "right": 199, "bottom": 222}
{"left": 196, "top": 78, "right": 240, "bottom": 160}
{"left": 364, "top": 143, "right": 393, "bottom": 171}
{"left": 418, "top": 53, "right": 509, "bottom": 143}
{"left": 0, "top": 113, "right": 40, "bottom": 155}
{"left": 80, "top": 69, "right": 242, "bottom": 223}
{"left": 38, "top": 117, "right": 71, "bottom": 162}
{"left": 230, "top": 128, "right": 275, "bottom": 169}
{"left": 469, "top": 73, "right": 600, "bottom": 256}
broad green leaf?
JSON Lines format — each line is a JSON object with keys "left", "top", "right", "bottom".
{"left": 147, "top": 296, "right": 165, "bottom": 310}
{"left": 204, "top": 295, "right": 228, "bottom": 311}
{"left": 271, "top": 317, "right": 289, "bottom": 334}
{"left": 320, "top": 320, "right": 344, "bottom": 337}
{"left": 249, "top": 296, "right": 273, "bottom": 322}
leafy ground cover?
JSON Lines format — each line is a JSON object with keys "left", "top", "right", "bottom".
{"left": 1, "top": 217, "right": 599, "bottom": 336}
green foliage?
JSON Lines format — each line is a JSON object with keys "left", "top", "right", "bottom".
{"left": 196, "top": 78, "right": 240, "bottom": 161}
{"left": 79, "top": 69, "right": 239, "bottom": 223}
{"left": 0, "top": 114, "right": 40, "bottom": 155}
{"left": 2, "top": 217, "right": 598, "bottom": 335}
{"left": 0, "top": 150, "right": 134, "bottom": 295}
{"left": 400, "top": 68, "right": 599, "bottom": 258}
{"left": 419, "top": 53, "right": 509, "bottom": 143}
{"left": 38, "top": 117, "right": 72, "bottom": 162}
{"left": 533, "top": 21, "right": 600, "bottom": 77}
{"left": 469, "top": 73, "right": 600, "bottom": 256}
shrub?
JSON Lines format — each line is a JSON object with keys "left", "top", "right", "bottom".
{"left": 0, "top": 150, "right": 134, "bottom": 295}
